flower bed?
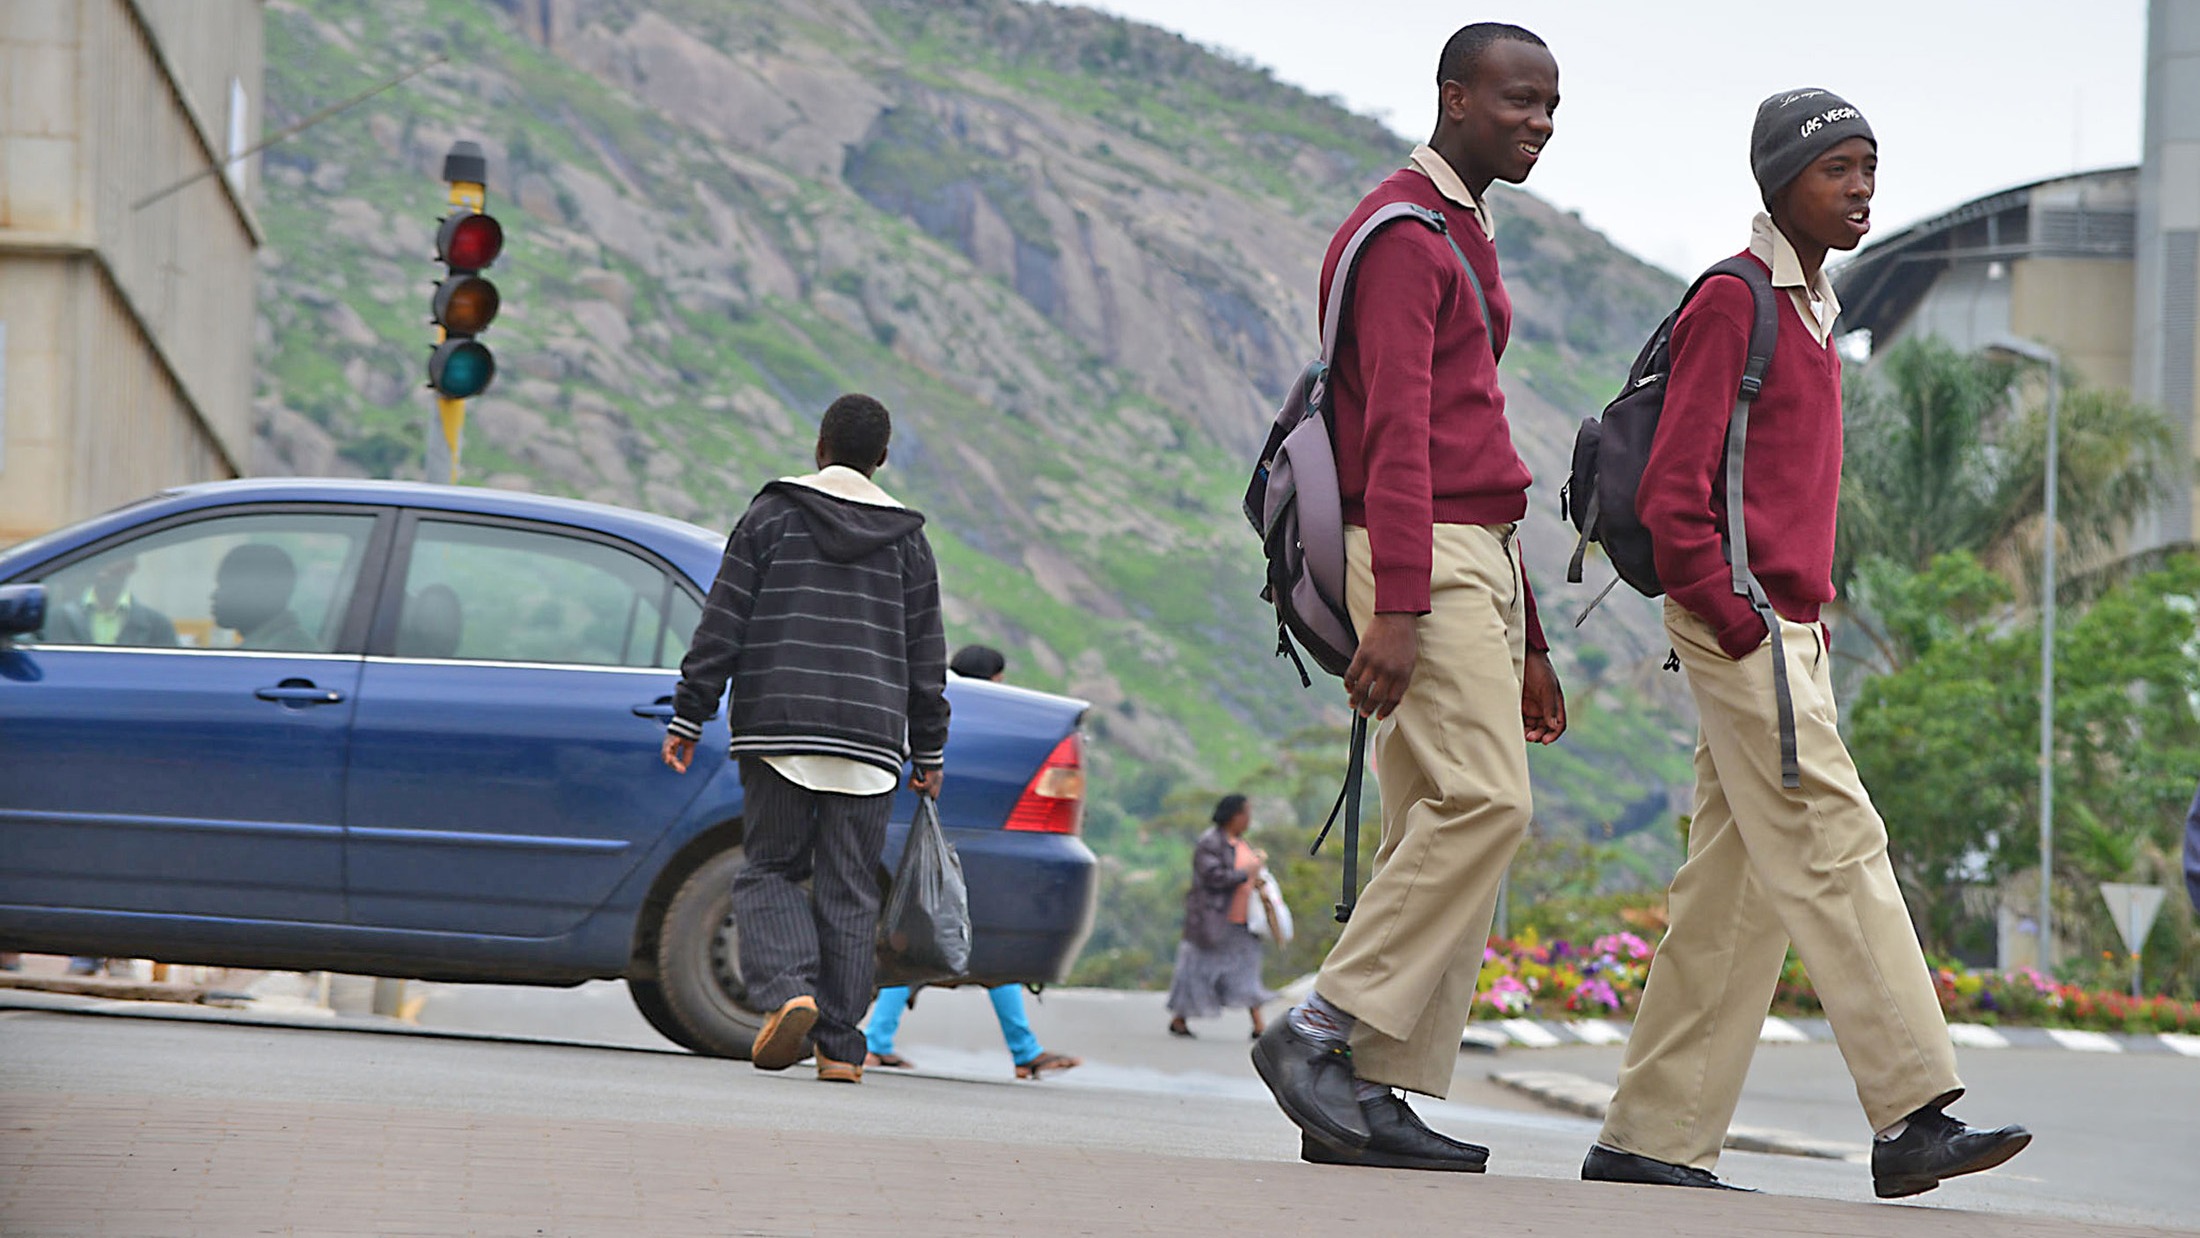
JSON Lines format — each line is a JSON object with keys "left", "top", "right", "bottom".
{"left": 1475, "top": 930, "right": 1653, "bottom": 1019}
{"left": 1931, "top": 966, "right": 2200, "bottom": 1034}
{"left": 1473, "top": 930, "right": 2200, "bottom": 1035}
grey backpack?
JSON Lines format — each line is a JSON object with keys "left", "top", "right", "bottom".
{"left": 1243, "top": 201, "right": 1492, "bottom": 687}
{"left": 1242, "top": 200, "right": 1491, "bottom": 920}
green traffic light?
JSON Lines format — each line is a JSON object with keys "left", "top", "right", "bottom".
{"left": 428, "top": 339, "right": 495, "bottom": 399}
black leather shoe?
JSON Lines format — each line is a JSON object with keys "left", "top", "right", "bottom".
{"left": 1871, "top": 1106, "right": 2031, "bottom": 1199}
{"left": 1581, "top": 1144, "right": 1756, "bottom": 1191}
{"left": 1299, "top": 1093, "right": 1489, "bottom": 1172}
{"left": 1251, "top": 1018, "right": 1370, "bottom": 1151}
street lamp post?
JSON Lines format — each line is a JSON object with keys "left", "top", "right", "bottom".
{"left": 1987, "top": 336, "right": 2061, "bottom": 970}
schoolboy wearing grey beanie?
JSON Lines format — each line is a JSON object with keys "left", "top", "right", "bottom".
{"left": 1750, "top": 88, "right": 1875, "bottom": 207}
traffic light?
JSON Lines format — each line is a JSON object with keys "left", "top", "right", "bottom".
{"left": 428, "top": 144, "right": 502, "bottom": 400}
{"left": 427, "top": 141, "right": 503, "bottom": 482}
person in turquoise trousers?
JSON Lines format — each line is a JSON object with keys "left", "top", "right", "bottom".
{"left": 864, "top": 646, "right": 1082, "bottom": 1079}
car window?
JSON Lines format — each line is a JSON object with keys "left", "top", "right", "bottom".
{"left": 31, "top": 512, "right": 375, "bottom": 652}
{"left": 660, "top": 585, "right": 702, "bottom": 669}
{"left": 396, "top": 520, "right": 685, "bottom": 668}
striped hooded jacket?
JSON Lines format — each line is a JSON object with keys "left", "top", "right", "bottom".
{"left": 668, "top": 468, "right": 948, "bottom": 775}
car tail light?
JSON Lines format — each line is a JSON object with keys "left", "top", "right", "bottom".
{"left": 1004, "top": 733, "right": 1084, "bottom": 834}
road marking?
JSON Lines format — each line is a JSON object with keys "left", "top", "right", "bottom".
{"left": 2044, "top": 1028, "right": 2122, "bottom": 1053}
{"left": 1569, "top": 1019, "right": 1628, "bottom": 1045}
{"left": 1757, "top": 1016, "right": 1808, "bottom": 1043}
{"left": 2159, "top": 1032, "right": 2200, "bottom": 1058}
{"left": 1498, "top": 1018, "right": 1563, "bottom": 1048}
{"left": 1946, "top": 1023, "right": 2010, "bottom": 1049}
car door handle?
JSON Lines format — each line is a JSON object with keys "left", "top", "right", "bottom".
{"left": 631, "top": 697, "right": 678, "bottom": 720}
{"left": 255, "top": 681, "right": 344, "bottom": 706}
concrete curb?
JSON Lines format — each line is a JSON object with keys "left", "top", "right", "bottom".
{"left": 1487, "top": 1068, "right": 1867, "bottom": 1162}
{"left": 0, "top": 972, "right": 217, "bottom": 1003}
{"left": 0, "top": 986, "right": 682, "bottom": 1055}
{"left": 1465, "top": 1015, "right": 2200, "bottom": 1057}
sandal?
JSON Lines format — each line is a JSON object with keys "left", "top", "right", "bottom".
{"left": 1168, "top": 1018, "right": 1194, "bottom": 1039}
{"left": 1014, "top": 1051, "right": 1082, "bottom": 1079}
{"left": 864, "top": 1052, "right": 916, "bottom": 1069}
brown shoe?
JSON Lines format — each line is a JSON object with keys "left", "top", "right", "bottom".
{"left": 817, "top": 1055, "right": 864, "bottom": 1084}
{"left": 865, "top": 1052, "right": 916, "bottom": 1069}
{"left": 1014, "top": 1051, "right": 1082, "bottom": 1079}
{"left": 750, "top": 995, "right": 817, "bottom": 1070}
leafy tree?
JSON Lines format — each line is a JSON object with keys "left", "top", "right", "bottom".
{"left": 1848, "top": 555, "right": 2035, "bottom": 952}
{"left": 1852, "top": 553, "right": 2200, "bottom": 992}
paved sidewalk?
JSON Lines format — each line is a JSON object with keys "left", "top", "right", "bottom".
{"left": 3, "top": 1090, "right": 2190, "bottom": 1238}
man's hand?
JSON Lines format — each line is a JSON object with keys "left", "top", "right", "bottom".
{"left": 1521, "top": 649, "right": 1567, "bottom": 745}
{"left": 1344, "top": 612, "right": 1419, "bottom": 719}
{"left": 661, "top": 733, "right": 695, "bottom": 773}
{"left": 910, "top": 767, "right": 944, "bottom": 799}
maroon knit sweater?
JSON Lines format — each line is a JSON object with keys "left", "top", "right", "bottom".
{"left": 1636, "top": 251, "right": 1843, "bottom": 659}
{"left": 1321, "top": 168, "right": 1546, "bottom": 650}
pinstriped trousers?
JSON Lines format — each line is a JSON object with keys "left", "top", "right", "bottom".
{"left": 732, "top": 757, "right": 892, "bottom": 1065}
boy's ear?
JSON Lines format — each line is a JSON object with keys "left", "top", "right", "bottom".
{"left": 1438, "top": 78, "right": 1471, "bottom": 126}
{"left": 876, "top": 446, "right": 890, "bottom": 470}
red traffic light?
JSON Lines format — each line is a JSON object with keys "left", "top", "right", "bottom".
{"left": 436, "top": 212, "right": 503, "bottom": 272}
{"left": 432, "top": 275, "right": 500, "bottom": 336}
{"left": 428, "top": 339, "right": 496, "bottom": 399}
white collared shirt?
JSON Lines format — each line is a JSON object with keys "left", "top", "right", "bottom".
{"left": 1747, "top": 212, "right": 1841, "bottom": 346}
{"left": 1406, "top": 144, "right": 1496, "bottom": 240}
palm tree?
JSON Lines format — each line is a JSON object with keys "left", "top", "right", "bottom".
{"left": 1835, "top": 337, "right": 2180, "bottom": 668}
{"left": 1837, "top": 338, "right": 2016, "bottom": 592}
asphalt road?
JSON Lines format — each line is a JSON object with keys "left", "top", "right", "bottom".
{"left": 410, "top": 979, "right": 2196, "bottom": 1228}
{"left": 2, "top": 983, "right": 2191, "bottom": 1234}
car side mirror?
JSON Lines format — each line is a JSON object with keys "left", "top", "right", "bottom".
{"left": 0, "top": 584, "right": 46, "bottom": 638}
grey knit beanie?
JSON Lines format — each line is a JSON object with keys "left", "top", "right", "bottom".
{"left": 1751, "top": 88, "right": 1875, "bottom": 207}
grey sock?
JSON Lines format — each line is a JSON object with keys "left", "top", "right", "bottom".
{"left": 1287, "top": 991, "right": 1356, "bottom": 1049}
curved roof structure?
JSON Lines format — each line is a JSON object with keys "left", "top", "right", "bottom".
{"left": 1832, "top": 166, "right": 2140, "bottom": 340}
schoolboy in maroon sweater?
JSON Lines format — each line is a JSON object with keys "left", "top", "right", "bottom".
{"left": 1251, "top": 22, "right": 1567, "bottom": 1175}
{"left": 1586, "top": 89, "right": 2030, "bottom": 1199}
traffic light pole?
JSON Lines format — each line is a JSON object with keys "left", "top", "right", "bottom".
{"left": 436, "top": 176, "right": 485, "bottom": 484}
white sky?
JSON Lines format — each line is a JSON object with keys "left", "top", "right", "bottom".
{"left": 1080, "top": 0, "right": 2148, "bottom": 277}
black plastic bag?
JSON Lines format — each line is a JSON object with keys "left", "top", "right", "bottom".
{"left": 876, "top": 795, "right": 970, "bottom": 986}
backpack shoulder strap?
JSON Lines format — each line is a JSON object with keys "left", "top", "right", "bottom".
{"left": 1318, "top": 202, "right": 1447, "bottom": 366}
{"left": 1700, "top": 255, "right": 1799, "bottom": 788}
{"left": 1318, "top": 202, "right": 1494, "bottom": 369}
{"left": 1696, "top": 255, "right": 1779, "bottom": 401}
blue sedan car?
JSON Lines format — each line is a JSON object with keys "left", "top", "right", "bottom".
{"left": 0, "top": 479, "right": 1097, "bottom": 1057}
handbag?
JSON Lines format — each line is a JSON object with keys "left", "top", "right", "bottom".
{"left": 1246, "top": 870, "right": 1293, "bottom": 946}
{"left": 875, "top": 794, "right": 971, "bottom": 986}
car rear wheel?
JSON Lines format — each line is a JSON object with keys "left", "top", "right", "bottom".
{"left": 633, "top": 844, "right": 765, "bottom": 1058}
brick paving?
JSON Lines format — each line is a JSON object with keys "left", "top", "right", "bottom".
{"left": 3, "top": 1091, "right": 2191, "bottom": 1238}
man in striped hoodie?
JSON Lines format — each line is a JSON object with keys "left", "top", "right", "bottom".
{"left": 662, "top": 392, "right": 949, "bottom": 1084}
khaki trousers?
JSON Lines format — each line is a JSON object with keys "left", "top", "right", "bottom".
{"left": 1319, "top": 523, "right": 1530, "bottom": 1098}
{"left": 1599, "top": 601, "right": 1961, "bottom": 1168}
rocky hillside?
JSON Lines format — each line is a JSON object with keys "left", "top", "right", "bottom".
{"left": 254, "top": 0, "right": 1694, "bottom": 840}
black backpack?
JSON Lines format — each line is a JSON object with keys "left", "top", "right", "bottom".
{"left": 1559, "top": 255, "right": 1800, "bottom": 788}
{"left": 1243, "top": 200, "right": 1493, "bottom": 918}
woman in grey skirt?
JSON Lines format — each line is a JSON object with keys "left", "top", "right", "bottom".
{"left": 1165, "top": 794, "right": 1277, "bottom": 1039}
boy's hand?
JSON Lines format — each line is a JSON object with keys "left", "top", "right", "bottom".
{"left": 1522, "top": 649, "right": 1567, "bottom": 744}
{"left": 910, "top": 768, "right": 944, "bottom": 799}
{"left": 1345, "top": 612, "right": 1419, "bottom": 719}
{"left": 661, "top": 733, "right": 695, "bottom": 773}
